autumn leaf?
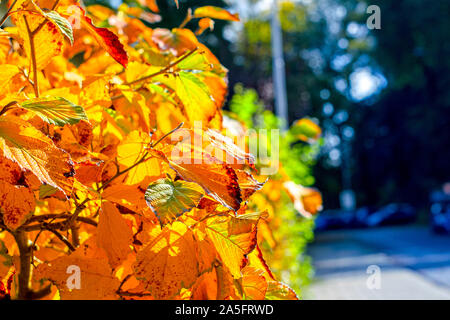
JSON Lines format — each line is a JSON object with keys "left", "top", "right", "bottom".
{"left": 284, "top": 181, "right": 323, "bottom": 217}
{"left": 145, "top": 178, "right": 204, "bottom": 226}
{"left": 168, "top": 162, "right": 242, "bottom": 211}
{"left": 0, "top": 116, "right": 74, "bottom": 194}
{"left": 235, "top": 170, "right": 265, "bottom": 201}
{"left": 137, "top": 0, "right": 159, "bottom": 13}
{"left": 97, "top": 201, "right": 133, "bottom": 269}
{"left": 194, "top": 6, "right": 240, "bottom": 22}
{"left": 0, "top": 65, "right": 21, "bottom": 92}
{"left": 35, "top": 240, "right": 121, "bottom": 300}
{"left": 0, "top": 181, "right": 35, "bottom": 230}
{"left": 19, "top": 97, "right": 88, "bottom": 126}
{"left": 133, "top": 221, "right": 209, "bottom": 299}
{"left": 117, "top": 130, "right": 161, "bottom": 185}
{"left": 43, "top": 10, "right": 74, "bottom": 45}
{"left": 13, "top": 9, "right": 65, "bottom": 70}
{"left": 102, "top": 184, "right": 151, "bottom": 216}
{"left": 241, "top": 267, "right": 268, "bottom": 300}
{"left": 265, "top": 281, "right": 299, "bottom": 300}
{"left": 196, "top": 18, "right": 214, "bottom": 35}
{"left": 154, "top": 71, "right": 219, "bottom": 124}
{"left": 61, "top": 5, "right": 128, "bottom": 67}
{"left": 291, "top": 118, "right": 322, "bottom": 142}
{"left": 157, "top": 128, "right": 259, "bottom": 210}
{"left": 203, "top": 212, "right": 261, "bottom": 278}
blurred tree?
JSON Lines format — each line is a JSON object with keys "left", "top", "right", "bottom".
{"left": 352, "top": 0, "right": 450, "bottom": 207}
{"left": 230, "top": 0, "right": 450, "bottom": 210}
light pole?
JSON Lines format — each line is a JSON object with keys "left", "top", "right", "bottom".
{"left": 271, "top": 0, "right": 289, "bottom": 131}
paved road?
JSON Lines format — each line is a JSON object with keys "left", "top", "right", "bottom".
{"left": 304, "top": 225, "right": 450, "bottom": 299}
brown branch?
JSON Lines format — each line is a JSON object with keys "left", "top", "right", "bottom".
{"left": 42, "top": 225, "right": 76, "bottom": 252}
{"left": 21, "top": 218, "right": 97, "bottom": 232}
{"left": 23, "top": 16, "right": 39, "bottom": 97}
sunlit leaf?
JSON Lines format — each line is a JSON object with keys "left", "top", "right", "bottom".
{"left": 133, "top": 221, "right": 211, "bottom": 299}
{"left": 203, "top": 212, "right": 261, "bottom": 278}
{"left": 0, "top": 116, "right": 74, "bottom": 194}
{"left": 20, "top": 97, "right": 88, "bottom": 126}
{"left": 44, "top": 10, "right": 74, "bottom": 44}
{"left": 145, "top": 178, "right": 204, "bottom": 226}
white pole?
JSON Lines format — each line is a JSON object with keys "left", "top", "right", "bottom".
{"left": 271, "top": 0, "right": 289, "bottom": 131}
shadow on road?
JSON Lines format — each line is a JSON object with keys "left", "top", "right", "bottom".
{"left": 305, "top": 225, "right": 450, "bottom": 300}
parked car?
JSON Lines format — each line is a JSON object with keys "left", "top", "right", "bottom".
{"left": 315, "top": 203, "right": 416, "bottom": 231}
{"left": 430, "top": 190, "right": 450, "bottom": 234}
{"left": 364, "top": 203, "right": 416, "bottom": 227}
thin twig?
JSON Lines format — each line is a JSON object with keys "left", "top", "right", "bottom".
{"left": 151, "top": 122, "right": 184, "bottom": 148}
{"left": 0, "top": 0, "right": 18, "bottom": 27}
{"left": 0, "top": 101, "right": 18, "bottom": 116}
{"left": 42, "top": 225, "right": 76, "bottom": 252}
{"left": 124, "top": 48, "right": 198, "bottom": 86}
{"left": 178, "top": 8, "right": 192, "bottom": 29}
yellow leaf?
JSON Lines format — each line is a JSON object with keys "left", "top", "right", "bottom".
{"left": 14, "top": 12, "right": 65, "bottom": 70}
{"left": 0, "top": 65, "right": 20, "bottom": 92}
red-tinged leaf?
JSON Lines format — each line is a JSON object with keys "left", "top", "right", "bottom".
{"left": 65, "top": 6, "right": 128, "bottom": 67}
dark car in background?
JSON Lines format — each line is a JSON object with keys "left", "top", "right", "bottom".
{"left": 315, "top": 203, "right": 417, "bottom": 232}
{"left": 430, "top": 188, "right": 450, "bottom": 234}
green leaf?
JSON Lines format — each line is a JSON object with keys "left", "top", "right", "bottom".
{"left": 44, "top": 10, "right": 74, "bottom": 45}
{"left": 20, "top": 97, "right": 88, "bottom": 126}
{"left": 177, "top": 51, "right": 212, "bottom": 72}
{"left": 145, "top": 178, "right": 204, "bottom": 226}
{"left": 39, "top": 184, "right": 59, "bottom": 199}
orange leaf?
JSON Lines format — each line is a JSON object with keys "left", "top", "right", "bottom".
{"left": 241, "top": 266, "right": 268, "bottom": 300}
{"left": 97, "top": 201, "right": 133, "bottom": 268}
{"left": 194, "top": 6, "right": 240, "bottom": 22}
{"left": 35, "top": 240, "right": 121, "bottom": 300}
{"left": 0, "top": 181, "right": 35, "bottom": 230}
{"left": 65, "top": 5, "right": 128, "bottom": 67}
{"left": 0, "top": 116, "right": 74, "bottom": 194}
{"left": 137, "top": 0, "right": 159, "bottom": 12}
{"left": 203, "top": 212, "right": 261, "bottom": 278}
{"left": 133, "top": 221, "right": 209, "bottom": 299}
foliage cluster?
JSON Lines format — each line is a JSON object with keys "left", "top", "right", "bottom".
{"left": 0, "top": 0, "right": 320, "bottom": 300}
